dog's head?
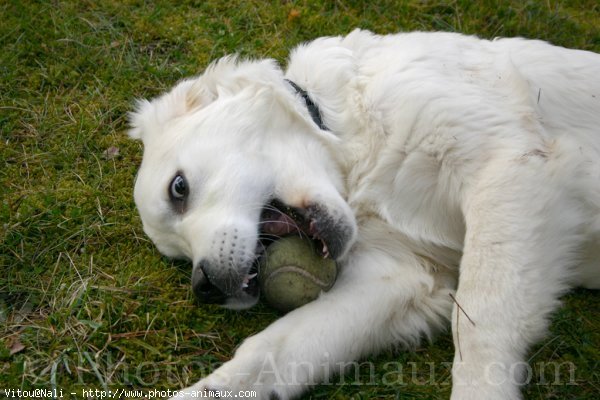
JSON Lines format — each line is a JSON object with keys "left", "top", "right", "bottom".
{"left": 128, "top": 58, "right": 357, "bottom": 309}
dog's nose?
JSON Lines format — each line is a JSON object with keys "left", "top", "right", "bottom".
{"left": 192, "top": 263, "right": 227, "bottom": 304}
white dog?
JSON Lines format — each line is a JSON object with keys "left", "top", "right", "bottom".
{"left": 129, "top": 30, "right": 600, "bottom": 399}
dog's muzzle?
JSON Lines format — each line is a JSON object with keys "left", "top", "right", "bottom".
{"left": 192, "top": 259, "right": 259, "bottom": 306}
{"left": 192, "top": 264, "right": 227, "bottom": 304}
{"left": 190, "top": 199, "right": 355, "bottom": 308}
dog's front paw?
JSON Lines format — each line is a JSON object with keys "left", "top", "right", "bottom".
{"left": 169, "top": 377, "right": 284, "bottom": 400}
{"left": 169, "top": 380, "right": 242, "bottom": 400}
{"left": 170, "top": 336, "right": 302, "bottom": 400}
{"left": 169, "top": 381, "right": 211, "bottom": 399}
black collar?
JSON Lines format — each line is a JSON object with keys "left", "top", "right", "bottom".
{"left": 285, "top": 79, "right": 329, "bottom": 131}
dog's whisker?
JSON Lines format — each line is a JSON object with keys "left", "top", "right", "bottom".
{"left": 257, "top": 219, "right": 302, "bottom": 229}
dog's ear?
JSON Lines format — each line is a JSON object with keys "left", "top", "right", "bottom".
{"left": 127, "top": 98, "right": 152, "bottom": 141}
{"left": 127, "top": 56, "right": 281, "bottom": 142}
{"left": 185, "top": 78, "right": 218, "bottom": 111}
{"left": 127, "top": 78, "right": 217, "bottom": 142}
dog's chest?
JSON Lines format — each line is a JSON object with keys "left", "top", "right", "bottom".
{"left": 349, "top": 142, "right": 467, "bottom": 252}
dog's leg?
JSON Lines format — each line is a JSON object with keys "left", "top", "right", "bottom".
{"left": 171, "top": 243, "right": 453, "bottom": 400}
{"left": 450, "top": 156, "right": 583, "bottom": 400}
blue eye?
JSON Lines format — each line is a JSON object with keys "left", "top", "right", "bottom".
{"left": 169, "top": 174, "right": 188, "bottom": 201}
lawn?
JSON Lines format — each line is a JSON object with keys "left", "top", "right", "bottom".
{"left": 1, "top": 1, "right": 599, "bottom": 399}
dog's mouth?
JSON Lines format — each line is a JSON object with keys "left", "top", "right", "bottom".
{"left": 235, "top": 199, "right": 332, "bottom": 299}
{"left": 197, "top": 198, "right": 351, "bottom": 309}
{"left": 259, "top": 199, "right": 332, "bottom": 258}
{"left": 240, "top": 261, "right": 259, "bottom": 298}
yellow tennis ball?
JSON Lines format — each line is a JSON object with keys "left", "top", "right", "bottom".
{"left": 259, "top": 236, "right": 337, "bottom": 313}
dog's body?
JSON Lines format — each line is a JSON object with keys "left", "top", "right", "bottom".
{"left": 129, "top": 30, "right": 600, "bottom": 399}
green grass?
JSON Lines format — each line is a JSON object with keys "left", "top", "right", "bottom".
{"left": 1, "top": 0, "right": 599, "bottom": 399}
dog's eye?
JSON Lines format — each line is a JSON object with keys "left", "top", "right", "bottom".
{"left": 169, "top": 174, "right": 188, "bottom": 201}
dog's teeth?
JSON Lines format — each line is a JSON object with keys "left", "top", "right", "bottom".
{"left": 242, "top": 273, "right": 258, "bottom": 288}
{"left": 322, "top": 242, "right": 329, "bottom": 258}
{"left": 309, "top": 220, "right": 317, "bottom": 234}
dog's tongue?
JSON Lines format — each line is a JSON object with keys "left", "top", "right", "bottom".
{"left": 261, "top": 209, "right": 300, "bottom": 236}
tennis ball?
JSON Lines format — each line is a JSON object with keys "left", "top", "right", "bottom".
{"left": 259, "top": 236, "right": 337, "bottom": 313}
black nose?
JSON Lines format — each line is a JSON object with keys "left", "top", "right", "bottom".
{"left": 192, "top": 264, "right": 226, "bottom": 304}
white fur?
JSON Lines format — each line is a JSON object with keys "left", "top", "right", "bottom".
{"left": 129, "top": 30, "right": 600, "bottom": 399}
